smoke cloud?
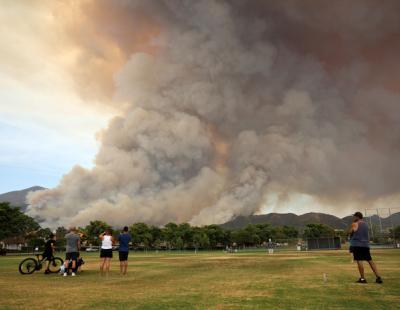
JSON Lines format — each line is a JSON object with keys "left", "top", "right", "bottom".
{"left": 27, "top": 0, "right": 400, "bottom": 227}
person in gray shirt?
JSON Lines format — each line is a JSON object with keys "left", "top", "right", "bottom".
{"left": 63, "top": 227, "right": 80, "bottom": 277}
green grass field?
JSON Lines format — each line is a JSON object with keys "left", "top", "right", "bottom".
{"left": 0, "top": 249, "right": 399, "bottom": 309}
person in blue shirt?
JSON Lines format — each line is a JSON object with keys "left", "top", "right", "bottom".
{"left": 118, "top": 226, "right": 132, "bottom": 275}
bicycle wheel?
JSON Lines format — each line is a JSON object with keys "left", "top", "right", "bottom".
{"left": 48, "top": 257, "right": 64, "bottom": 273}
{"left": 19, "top": 258, "right": 38, "bottom": 275}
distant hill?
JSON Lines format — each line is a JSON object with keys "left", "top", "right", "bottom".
{"left": 221, "top": 212, "right": 400, "bottom": 230}
{"left": 0, "top": 186, "right": 45, "bottom": 212}
{"left": 364, "top": 213, "right": 400, "bottom": 229}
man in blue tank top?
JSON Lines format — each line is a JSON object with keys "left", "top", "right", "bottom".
{"left": 349, "top": 212, "right": 383, "bottom": 284}
{"left": 118, "top": 226, "right": 132, "bottom": 275}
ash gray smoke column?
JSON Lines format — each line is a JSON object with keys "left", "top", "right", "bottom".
{"left": 27, "top": 0, "right": 400, "bottom": 227}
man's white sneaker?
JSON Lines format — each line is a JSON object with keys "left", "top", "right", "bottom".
{"left": 72, "top": 272, "right": 76, "bottom": 276}
{"left": 63, "top": 272, "right": 67, "bottom": 277}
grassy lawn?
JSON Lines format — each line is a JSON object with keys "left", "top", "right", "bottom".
{"left": 0, "top": 249, "right": 399, "bottom": 309}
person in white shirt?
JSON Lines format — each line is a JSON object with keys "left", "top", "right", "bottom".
{"left": 99, "top": 230, "right": 114, "bottom": 276}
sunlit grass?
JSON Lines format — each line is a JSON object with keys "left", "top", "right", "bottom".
{"left": 0, "top": 250, "right": 399, "bottom": 309}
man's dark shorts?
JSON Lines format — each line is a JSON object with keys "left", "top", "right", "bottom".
{"left": 352, "top": 246, "right": 372, "bottom": 261}
{"left": 42, "top": 252, "right": 53, "bottom": 261}
{"left": 119, "top": 251, "right": 129, "bottom": 261}
{"left": 65, "top": 252, "right": 79, "bottom": 261}
{"left": 100, "top": 249, "right": 113, "bottom": 258}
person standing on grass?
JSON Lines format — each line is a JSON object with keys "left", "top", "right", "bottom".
{"left": 63, "top": 227, "right": 80, "bottom": 277}
{"left": 349, "top": 212, "right": 383, "bottom": 284}
{"left": 42, "top": 233, "right": 56, "bottom": 274}
{"left": 118, "top": 226, "right": 132, "bottom": 275}
{"left": 99, "top": 229, "right": 114, "bottom": 276}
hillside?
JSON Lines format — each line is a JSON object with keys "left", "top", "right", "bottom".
{"left": 221, "top": 212, "right": 400, "bottom": 230}
{"left": 0, "top": 186, "right": 45, "bottom": 212}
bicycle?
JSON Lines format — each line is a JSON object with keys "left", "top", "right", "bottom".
{"left": 18, "top": 254, "right": 64, "bottom": 275}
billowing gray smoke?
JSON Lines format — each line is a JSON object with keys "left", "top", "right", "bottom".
{"left": 27, "top": 0, "right": 400, "bottom": 227}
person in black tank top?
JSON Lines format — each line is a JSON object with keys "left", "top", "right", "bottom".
{"left": 349, "top": 212, "right": 383, "bottom": 284}
{"left": 43, "top": 234, "right": 56, "bottom": 274}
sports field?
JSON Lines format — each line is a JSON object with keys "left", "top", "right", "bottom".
{"left": 0, "top": 249, "right": 399, "bottom": 309}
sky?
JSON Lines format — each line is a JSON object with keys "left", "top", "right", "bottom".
{"left": 2, "top": 1, "right": 400, "bottom": 227}
{"left": 0, "top": 1, "right": 113, "bottom": 193}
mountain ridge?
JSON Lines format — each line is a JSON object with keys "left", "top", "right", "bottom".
{"left": 221, "top": 211, "right": 400, "bottom": 230}
{"left": 0, "top": 186, "right": 45, "bottom": 212}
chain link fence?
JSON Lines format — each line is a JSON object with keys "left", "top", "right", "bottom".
{"left": 364, "top": 207, "right": 400, "bottom": 248}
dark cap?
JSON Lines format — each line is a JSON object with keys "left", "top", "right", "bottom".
{"left": 353, "top": 211, "right": 363, "bottom": 219}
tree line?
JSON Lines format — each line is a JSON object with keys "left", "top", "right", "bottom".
{"left": 75, "top": 220, "right": 301, "bottom": 249}
{"left": 2, "top": 202, "right": 399, "bottom": 250}
{"left": 52, "top": 220, "right": 338, "bottom": 250}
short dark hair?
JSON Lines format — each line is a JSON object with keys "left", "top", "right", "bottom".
{"left": 49, "top": 233, "right": 55, "bottom": 239}
{"left": 123, "top": 226, "right": 129, "bottom": 232}
{"left": 353, "top": 211, "right": 363, "bottom": 219}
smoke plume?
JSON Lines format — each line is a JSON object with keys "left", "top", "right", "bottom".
{"left": 27, "top": 0, "right": 400, "bottom": 227}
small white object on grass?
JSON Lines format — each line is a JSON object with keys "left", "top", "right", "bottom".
{"left": 323, "top": 273, "right": 327, "bottom": 283}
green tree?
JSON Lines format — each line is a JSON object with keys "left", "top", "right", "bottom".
{"left": 55, "top": 226, "right": 67, "bottom": 247}
{"left": 231, "top": 228, "right": 250, "bottom": 246}
{"left": 243, "top": 224, "right": 261, "bottom": 246}
{"left": 255, "top": 224, "right": 272, "bottom": 242}
{"left": 192, "top": 231, "right": 210, "bottom": 250}
{"left": 391, "top": 226, "right": 400, "bottom": 239}
{"left": 164, "top": 222, "right": 178, "bottom": 248}
{"left": 175, "top": 236, "right": 184, "bottom": 250}
{"left": 150, "top": 225, "right": 164, "bottom": 248}
{"left": 303, "top": 224, "right": 335, "bottom": 239}
{"left": 130, "top": 223, "right": 153, "bottom": 249}
{"left": 204, "top": 225, "right": 226, "bottom": 248}
{"left": 0, "top": 202, "right": 40, "bottom": 244}
{"left": 177, "top": 223, "right": 193, "bottom": 248}
{"left": 222, "top": 229, "right": 232, "bottom": 246}
{"left": 282, "top": 226, "right": 299, "bottom": 238}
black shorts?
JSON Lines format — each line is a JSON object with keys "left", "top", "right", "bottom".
{"left": 100, "top": 249, "right": 113, "bottom": 258}
{"left": 119, "top": 251, "right": 129, "bottom": 261}
{"left": 66, "top": 252, "right": 78, "bottom": 261}
{"left": 42, "top": 252, "right": 53, "bottom": 261}
{"left": 352, "top": 247, "right": 372, "bottom": 261}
